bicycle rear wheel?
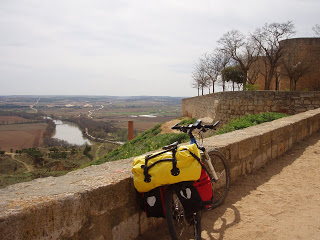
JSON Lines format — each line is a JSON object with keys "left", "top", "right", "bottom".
{"left": 165, "top": 187, "right": 202, "bottom": 240}
{"left": 205, "top": 149, "right": 230, "bottom": 209}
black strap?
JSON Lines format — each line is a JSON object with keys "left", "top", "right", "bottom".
{"left": 142, "top": 146, "right": 180, "bottom": 183}
{"left": 187, "top": 150, "right": 212, "bottom": 177}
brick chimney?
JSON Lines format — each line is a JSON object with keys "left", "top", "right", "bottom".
{"left": 128, "top": 121, "right": 134, "bottom": 141}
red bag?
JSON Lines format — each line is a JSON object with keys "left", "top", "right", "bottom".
{"left": 175, "top": 168, "right": 213, "bottom": 214}
{"left": 193, "top": 168, "right": 213, "bottom": 208}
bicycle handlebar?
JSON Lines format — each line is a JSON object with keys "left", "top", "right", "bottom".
{"left": 171, "top": 119, "right": 220, "bottom": 133}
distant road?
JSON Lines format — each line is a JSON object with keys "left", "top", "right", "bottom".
{"left": 29, "top": 98, "right": 40, "bottom": 113}
{"left": 88, "top": 105, "right": 104, "bottom": 118}
{"left": 85, "top": 128, "right": 124, "bottom": 145}
{"left": 29, "top": 105, "right": 37, "bottom": 113}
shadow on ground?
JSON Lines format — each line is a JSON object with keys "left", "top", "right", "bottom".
{"left": 201, "top": 132, "right": 319, "bottom": 239}
{"left": 136, "top": 131, "right": 320, "bottom": 240}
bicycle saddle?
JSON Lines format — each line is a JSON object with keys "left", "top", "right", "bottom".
{"left": 162, "top": 141, "right": 179, "bottom": 150}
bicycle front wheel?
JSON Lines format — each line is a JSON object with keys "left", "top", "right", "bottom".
{"left": 205, "top": 149, "right": 230, "bottom": 209}
{"left": 165, "top": 187, "right": 202, "bottom": 240}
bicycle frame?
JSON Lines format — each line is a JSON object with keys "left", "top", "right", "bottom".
{"left": 165, "top": 119, "right": 230, "bottom": 239}
{"left": 189, "top": 133, "right": 219, "bottom": 182}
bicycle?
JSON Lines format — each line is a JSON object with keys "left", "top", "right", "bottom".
{"left": 164, "top": 119, "right": 230, "bottom": 240}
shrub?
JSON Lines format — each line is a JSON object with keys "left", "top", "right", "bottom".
{"left": 178, "top": 118, "right": 197, "bottom": 126}
{"left": 244, "top": 84, "right": 260, "bottom": 91}
{"left": 216, "top": 112, "right": 288, "bottom": 134}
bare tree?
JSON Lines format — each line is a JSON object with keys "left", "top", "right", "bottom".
{"left": 199, "top": 53, "right": 217, "bottom": 93}
{"left": 211, "top": 49, "right": 231, "bottom": 92}
{"left": 191, "top": 76, "right": 200, "bottom": 96}
{"left": 218, "top": 30, "right": 260, "bottom": 88}
{"left": 312, "top": 24, "right": 320, "bottom": 36}
{"left": 247, "top": 62, "right": 261, "bottom": 86}
{"left": 280, "top": 40, "right": 316, "bottom": 90}
{"left": 251, "top": 21, "right": 296, "bottom": 90}
{"left": 199, "top": 50, "right": 231, "bottom": 93}
{"left": 191, "top": 61, "right": 210, "bottom": 96}
{"left": 274, "top": 68, "right": 281, "bottom": 91}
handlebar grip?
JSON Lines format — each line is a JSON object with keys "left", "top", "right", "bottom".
{"left": 204, "top": 120, "right": 220, "bottom": 129}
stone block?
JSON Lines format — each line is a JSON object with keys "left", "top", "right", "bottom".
{"left": 266, "top": 99, "right": 273, "bottom": 106}
{"left": 138, "top": 213, "right": 164, "bottom": 236}
{"left": 238, "top": 138, "right": 253, "bottom": 159}
{"left": 253, "top": 154, "right": 266, "bottom": 171}
{"left": 277, "top": 141, "right": 287, "bottom": 157}
{"left": 261, "top": 132, "right": 271, "bottom": 145}
{"left": 229, "top": 165, "right": 242, "bottom": 182}
{"left": 245, "top": 157, "right": 254, "bottom": 174}
{"left": 288, "top": 137, "right": 293, "bottom": 149}
{"left": 112, "top": 213, "right": 140, "bottom": 240}
{"left": 271, "top": 105, "right": 280, "bottom": 112}
{"left": 271, "top": 144, "right": 278, "bottom": 159}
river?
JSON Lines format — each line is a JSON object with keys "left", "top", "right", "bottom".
{"left": 52, "top": 120, "right": 91, "bottom": 146}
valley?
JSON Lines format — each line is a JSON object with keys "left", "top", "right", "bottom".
{"left": 0, "top": 95, "right": 183, "bottom": 188}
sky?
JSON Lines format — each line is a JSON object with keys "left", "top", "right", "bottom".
{"left": 0, "top": 0, "right": 319, "bottom": 97}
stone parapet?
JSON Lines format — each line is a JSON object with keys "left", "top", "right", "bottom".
{"left": 1, "top": 108, "right": 320, "bottom": 239}
{"left": 182, "top": 91, "right": 320, "bottom": 124}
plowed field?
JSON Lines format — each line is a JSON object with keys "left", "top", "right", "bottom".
{"left": 0, "top": 123, "right": 46, "bottom": 152}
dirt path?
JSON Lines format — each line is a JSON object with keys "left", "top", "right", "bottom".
{"left": 6, "top": 153, "right": 34, "bottom": 173}
{"left": 160, "top": 119, "right": 181, "bottom": 134}
{"left": 137, "top": 131, "right": 320, "bottom": 240}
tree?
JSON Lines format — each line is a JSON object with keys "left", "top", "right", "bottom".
{"left": 198, "top": 52, "right": 226, "bottom": 93}
{"left": 83, "top": 144, "right": 91, "bottom": 155}
{"left": 251, "top": 21, "right": 296, "bottom": 90}
{"left": 218, "top": 30, "right": 260, "bottom": 88}
{"left": 191, "top": 76, "right": 201, "bottom": 96}
{"left": 221, "top": 65, "right": 244, "bottom": 91}
{"left": 280, "top": 40, "right": 316, "bottom": 91}
{"left": 191, "top": 61, "right": 210, "bottom": 95}
{"left": 313, "top": 24, "right": 320, "bottom": 36}
{"left": 213, "top": 50, "right": 231, "bottom": 92}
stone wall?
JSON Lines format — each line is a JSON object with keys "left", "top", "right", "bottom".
{"left": 253, "top": 38, "right": 320, "bottom": 91}
{"left": 1, "top": 108, "right": 320, "bottom": 240}
{"left": 279, "top": 38, "right": 320, "bottom": 91}
{"left": 182, "top": 91, "right": 320, "bottom": 124}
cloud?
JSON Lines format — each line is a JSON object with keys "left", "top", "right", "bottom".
{"left": 0, "top": 0, "right": 319, "bottom": 96}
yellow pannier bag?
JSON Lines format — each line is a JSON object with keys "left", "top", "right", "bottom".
{"left": 132, "top": 143, "right": 202, "bottom": 193}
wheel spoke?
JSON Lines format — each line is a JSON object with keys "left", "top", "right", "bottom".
{"left": 165, "top": 188, "right": 201, "bottom": 239}
{"left": 205, "top": 150, "right": 230, "bottom": 209}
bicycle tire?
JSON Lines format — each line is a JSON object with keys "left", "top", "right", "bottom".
{"left": 165, "top": 187, "right": 202, "bottom": 240}
{"left": 205, "top": 149, "right": 230, "bottom": 209}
